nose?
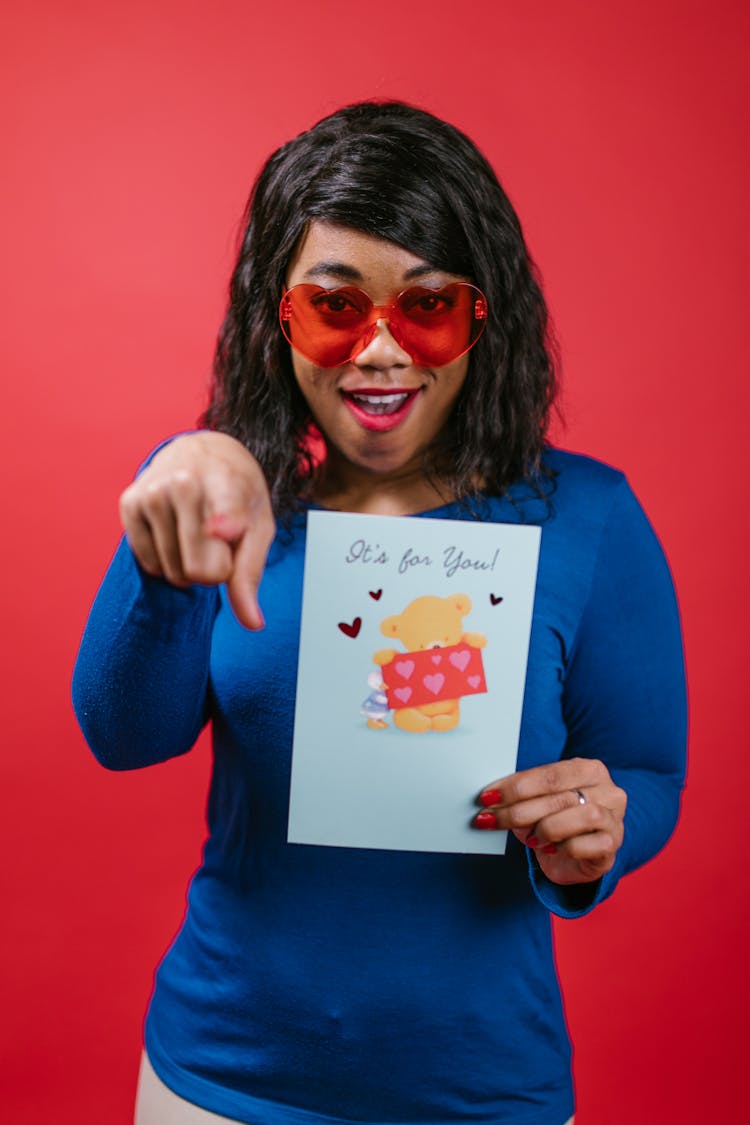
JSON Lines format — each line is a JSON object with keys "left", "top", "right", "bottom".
{"left": 353, "top": 318, "right": 413, "bottom": 368}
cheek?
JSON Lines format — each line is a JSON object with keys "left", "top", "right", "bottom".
{"left": 291, "top": 353, "right": 312, "bottom": 388}
{"left": 292, "top": 356, "right": 327, "bottom": 400}
{"left": 433, "top": 358, "right": 470, "bottom": 411}
{"left": 441, "top": 355, "right": 470, "bottom": 389}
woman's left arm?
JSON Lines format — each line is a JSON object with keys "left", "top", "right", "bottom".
{"left": 478, "top": 478, "right": 688, "bottom": 915}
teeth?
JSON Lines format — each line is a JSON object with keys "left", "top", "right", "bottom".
{"left": 354, "top": 393, "right": 407, "bottom": 405}
{"left": 350, "top": 392, "right": 410, "bottom": 415}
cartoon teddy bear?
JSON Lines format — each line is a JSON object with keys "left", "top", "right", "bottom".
{"left": 373, "top": 594, "right": 487, "bottom": 732}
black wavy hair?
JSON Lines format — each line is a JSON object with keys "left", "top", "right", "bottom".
{"left": 201, "top": 100, "right": 559, "bottom": 516}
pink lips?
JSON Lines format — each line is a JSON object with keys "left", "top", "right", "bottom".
{"left": 341, "top": 388, "right": 421, "bottom": 432}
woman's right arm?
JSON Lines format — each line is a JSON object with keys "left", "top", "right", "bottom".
{"left": 72, "top": 432, "right": 275, "bottom": 770}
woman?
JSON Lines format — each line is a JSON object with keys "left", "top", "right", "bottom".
{"left": 73, "top": 101, "right": 687, "bottom": 1125}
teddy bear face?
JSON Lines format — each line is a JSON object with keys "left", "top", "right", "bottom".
{"left": 380, "top": 594, "right": 472, "bottom": 651}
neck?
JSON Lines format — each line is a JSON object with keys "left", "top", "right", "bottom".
{"left": 310, "top": 456, "right": 456, "bottom": 516}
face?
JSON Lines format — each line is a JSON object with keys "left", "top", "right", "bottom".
{"left": 285, "top": 221, "right": 473, "bottom": 500}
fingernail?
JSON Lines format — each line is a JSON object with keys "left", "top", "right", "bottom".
{"left": 542, "top": 844, "right": 557, "bottom": 855}
{"left": 479, "top": 788, "right": 503, "bottom": 807}
{"left": 526, "top": 834, "right": 539, "bottom": 848}
{"left": 474, "top": 811, "right": 497, "bottom": 830}
{"left": 242, "top": 603, "right": 265, "bottom": 631}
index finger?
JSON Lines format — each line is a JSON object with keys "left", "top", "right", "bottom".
{"left": 224, "top": 506, "right": 276, "bottom": 631}
{"left": 479, "top": 758, "right": 608, "bottom": 806}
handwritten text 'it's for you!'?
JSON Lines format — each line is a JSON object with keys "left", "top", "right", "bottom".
{"left": 345, "top": 539, "right": 501, "bottom": 580}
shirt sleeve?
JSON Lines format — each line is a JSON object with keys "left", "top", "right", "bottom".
{"left": 72, "top": 536, "right": 219, "bottom": 769}
{"left": 529, "top": 476, "right": 688, "bottom": 917}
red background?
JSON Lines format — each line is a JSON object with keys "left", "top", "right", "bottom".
{"left": 2, "top": 2, "right": 747, "bottom": 1121}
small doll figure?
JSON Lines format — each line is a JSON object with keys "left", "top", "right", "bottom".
{"left": 360, "top": 671, "right": 390, "bottom": 730}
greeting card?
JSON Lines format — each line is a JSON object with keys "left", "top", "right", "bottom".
{"left": 287, "top": 511, "right": 541, "bottom": 855}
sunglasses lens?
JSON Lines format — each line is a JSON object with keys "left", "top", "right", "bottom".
{"left": 280, "top": 282, "right": 488, "bottom": 367}
{"left": 280, "top": 286, "right": 371, "bottom": 367}
{"left": 395, "top": 283, "right": 487, "bottom": 365}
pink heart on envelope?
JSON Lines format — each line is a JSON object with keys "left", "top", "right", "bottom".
{"left": 449, "top": 649, "right": 470, "bottom": 672}
{"left": 423, "top": 673, "right": 445, "bottom": 695}
{"left": 467, "top": 675, "right": 481, "bottom": 689}
{"left": 430, "top": 654, "right": 442, "bottom": 665}
{"left": 395, "top": 661, "right": 415, "bottom": 680}
{"left": 394, "top": 686, "right": 412, "bottom": 703}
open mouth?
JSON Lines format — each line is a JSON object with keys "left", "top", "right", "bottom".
{"left": 348, "top": 391, "right": 412, "bottom": 415}
{"left": 342, "top": 388, "right": 421, "bottom": 432}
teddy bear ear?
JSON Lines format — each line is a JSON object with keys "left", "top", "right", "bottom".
{"left": 380, "top": 615, "right": 400, "bottom": 637}
{"left": 453, "top": 594, "right": 472, "bottom": 614}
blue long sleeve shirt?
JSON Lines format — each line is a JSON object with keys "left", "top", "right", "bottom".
{"left": 72, "top": 448, "right": 687, "bottom": 1125}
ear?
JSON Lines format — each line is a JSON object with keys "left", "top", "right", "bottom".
{"left": 380, "top": 615, "right": 401, "bottom": 637}
{"left": 453, "top": 594, "right": 472, "bottom": 615}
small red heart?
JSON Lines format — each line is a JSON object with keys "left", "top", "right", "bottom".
{"left": 490, "top": 594, "right": 503, "bottom": 605}
{"left": 338, "top": 617, "right": 362, "bottom": 638}
{"left": 369, "top": 589, "right": 383, "bottom": 600}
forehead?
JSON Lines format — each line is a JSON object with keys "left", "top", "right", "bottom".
{"left": 286, "top": 220, "right": 445, "bottom": 291}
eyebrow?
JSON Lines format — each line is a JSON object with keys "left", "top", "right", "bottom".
{"left": 302, "top": 261, "right": 442, "bottom": 283}
{"left": 404, "top": 263, "right": 442, "bottom": 281}
{"left": 302, "top": 262, "right": 363, "bottom": 282}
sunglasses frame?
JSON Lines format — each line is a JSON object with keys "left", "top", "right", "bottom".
{"left": 279, "top": 282, "right": 488, "bottom": 368}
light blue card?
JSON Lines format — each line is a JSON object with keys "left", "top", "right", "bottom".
{"left": 288, "top": 511, "right": 541, "bottom": 855}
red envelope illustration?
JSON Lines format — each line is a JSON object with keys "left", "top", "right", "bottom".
{"left": 382, "top": 644, "right": 487, "bottom": 709}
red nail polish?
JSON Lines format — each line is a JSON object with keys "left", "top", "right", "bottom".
{"left": 526, "top": 834, "right": 539, "bottom": 848}
{"left": 474, "top": 811, "right": 497, "bottom": 830}
{"left": 480, "top": 788, "right": 502, "bottom": 807}
{"left": 542, "top": 844, "right": 557, "bottom": 855}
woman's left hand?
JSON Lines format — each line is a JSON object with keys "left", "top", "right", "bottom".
{"left": 473, "top": 759, "right": 627, "bottom": 885}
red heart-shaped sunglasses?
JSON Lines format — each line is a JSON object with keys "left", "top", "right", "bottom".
{"left": 279, "top": 282, "right": 488, "bottom": 368}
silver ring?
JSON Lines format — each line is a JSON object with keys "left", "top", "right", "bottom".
{"left": 574, "top": 789, "right": 587, "bottom": 805}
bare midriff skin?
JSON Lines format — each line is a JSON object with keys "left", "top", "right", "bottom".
{"left": 119, "top": 221, "right": 627, "bottom": 887}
